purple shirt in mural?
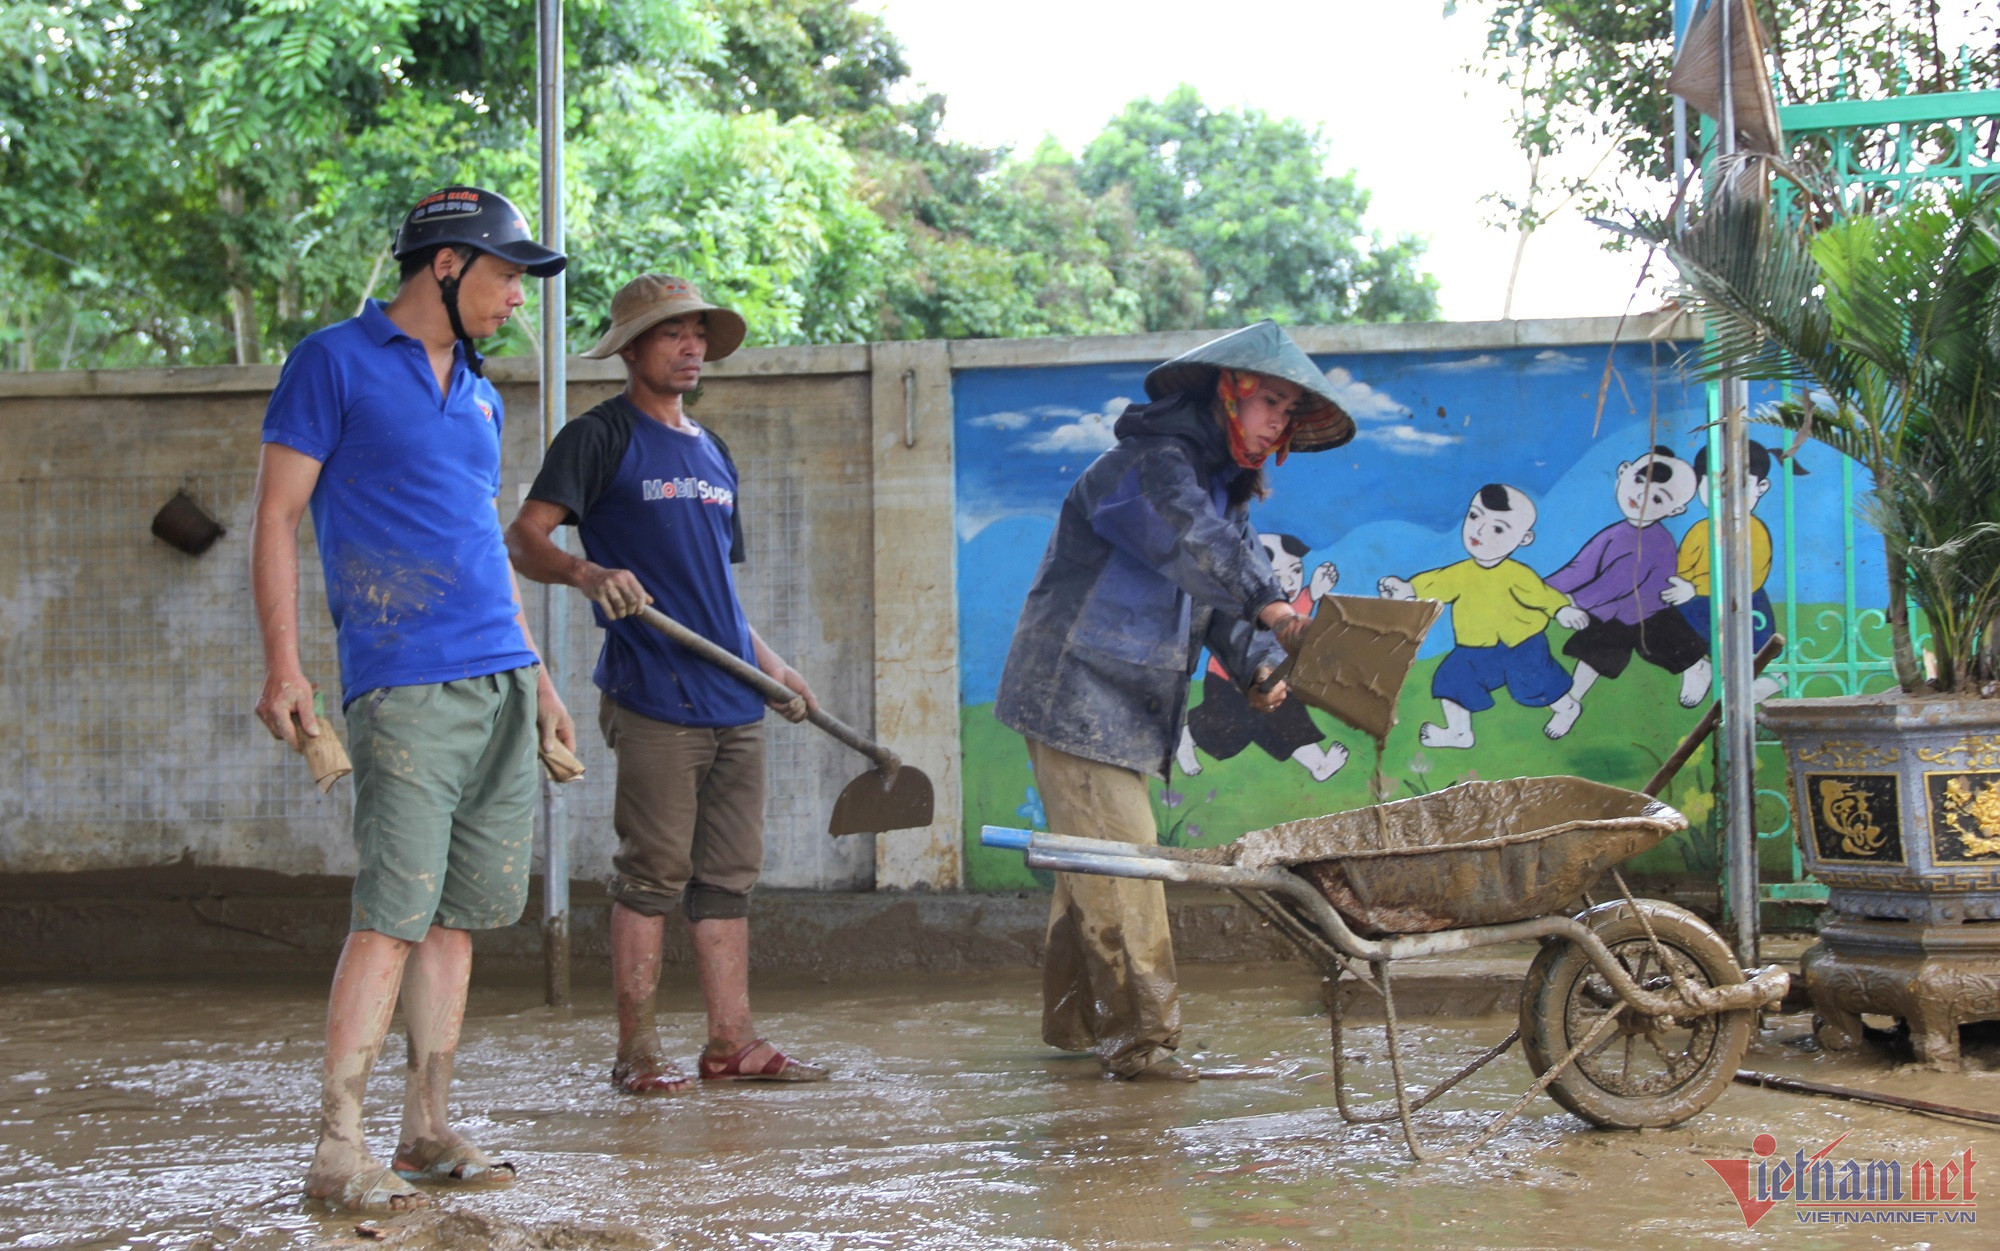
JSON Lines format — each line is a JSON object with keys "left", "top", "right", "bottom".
{"left": 1546, "top": 521, "right": 1680, "bottom": 626}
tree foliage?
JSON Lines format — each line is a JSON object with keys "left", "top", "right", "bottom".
{"left": 1, "top": 0, "right": 1436, "bottom": 369}
{"left": 1081, "top": 87, "right": 1438, "bottom": 327}
{"left": 1453, "top": 1, "right": 2000, "bottom": 234}
{"left": 1664, "top": 171, "right": 2000, "bottom": 690}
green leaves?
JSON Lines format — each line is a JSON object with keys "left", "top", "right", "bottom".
{"left": 1664, "top": 179, "right": 2000, "bottom": 690}
{"left": 4, "top": 0, "right": 1438, "bottom": 366}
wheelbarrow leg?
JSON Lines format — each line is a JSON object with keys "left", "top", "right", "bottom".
{"left": 1320, "top": 960, "right": 1519, "bottom": 1161}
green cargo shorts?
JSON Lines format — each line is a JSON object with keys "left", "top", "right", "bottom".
{"left": 345, "top": 667, "right": 539, "bottom": 942}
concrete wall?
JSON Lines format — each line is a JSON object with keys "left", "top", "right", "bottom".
{"left": 2, "top": 313, "right": 1748, "bottom": 898}
{"left": 0, "top": 344, "right": 961, "bottom": 893}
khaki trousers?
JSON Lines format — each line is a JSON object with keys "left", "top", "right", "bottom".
{"left": 1026, "top": 738, "right": 1181, "bottom": 1075}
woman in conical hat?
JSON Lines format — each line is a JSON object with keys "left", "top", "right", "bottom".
{"left": 993, "top": 319, "right": 1353, "bottom": 1081}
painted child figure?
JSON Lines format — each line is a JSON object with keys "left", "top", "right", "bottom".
{"left": 1542, "top": 446, "right": 1709, "bottom": 738}
{"left": 1377, "top": 484, "right": 1586, "bottom": 749}
{"left": 1661, "top": 441, "right": 1802, "bottom": 705}
{"left": 1176, "top": 533, "right": 1346, "bottom": 780}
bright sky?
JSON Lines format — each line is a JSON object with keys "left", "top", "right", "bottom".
{"left": 870, "top": 0, "right": 1658, "bottom": 323}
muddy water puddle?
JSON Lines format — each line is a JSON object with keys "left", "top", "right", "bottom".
{"left": 2, "top": 965, "right": 1995, "bottom": 1249}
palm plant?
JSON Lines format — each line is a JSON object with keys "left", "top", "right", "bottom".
{"left": 1661, "top": 169, "right": 2000, "bottom": 693}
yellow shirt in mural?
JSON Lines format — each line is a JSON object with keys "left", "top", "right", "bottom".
{"left": 1410, "top": 559, "right": 1572, "bottom": 649}
{"left": 1677, "top": 516, "right": 1772, "bottom": 597}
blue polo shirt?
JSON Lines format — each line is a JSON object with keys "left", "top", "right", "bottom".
{"left": 261, "top": 301, "right": 536, "bottom": 704}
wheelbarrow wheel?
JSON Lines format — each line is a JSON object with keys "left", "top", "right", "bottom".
{"left": 1519, "top": 899, "right": 1752, "bottom": 1130}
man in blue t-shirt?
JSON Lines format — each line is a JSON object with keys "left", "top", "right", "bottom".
{"left": 509, "top": 274, "right": 829, "bottom": 1093}
{"left": 251, "top": 187, "right": 574, "bottom": 1213}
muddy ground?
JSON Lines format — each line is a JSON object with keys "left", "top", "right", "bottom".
{"left": 2, "top": 963, "right": 1995, "bottom": 1249}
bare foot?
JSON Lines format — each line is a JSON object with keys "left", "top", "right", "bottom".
{"left": 1679, "top": 657, "right": 1713, "bottom": 708}
{"left": 1292, "top": 741, "right": 1348, "bottom": 782}
{"left": 1418, "top": 721, "right": 1473, "bottom": 749}
{"left": 1543, "top": 695, "right": 1583, "bottom": 740}
{"left": 612, "top": 1054, "right": 693, "bottom": 1095}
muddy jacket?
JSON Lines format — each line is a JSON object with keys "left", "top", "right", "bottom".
{"left": 996, "top": 393, "right": 1288, "bottom": 777}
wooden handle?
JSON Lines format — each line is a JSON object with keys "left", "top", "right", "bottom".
{"left": 292, "top": 712, "right": 353, "bottom": 794}
{"left": 628, "top": 604, "right": 899, "bottom": 772}
{"left": 1643, "top": 633, "right": 1785, "bottom": 798}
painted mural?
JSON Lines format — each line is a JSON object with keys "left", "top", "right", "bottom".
{"left": 954, "top": 341, "right": 1887, "bottom": 891}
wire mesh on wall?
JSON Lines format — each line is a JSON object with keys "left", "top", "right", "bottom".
{"left": 1, "top": 454, "right": 835, "bottom": 883}
{"left": 1, "top": 473, "right": 350, "bottom": 839}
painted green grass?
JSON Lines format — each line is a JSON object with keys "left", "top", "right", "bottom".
{"left": 961, "top": 606, "right": 1888, "bottom": 891}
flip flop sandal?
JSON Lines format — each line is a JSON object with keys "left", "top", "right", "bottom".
{"left": 328, "top": 1165, "right": 429, "bottom": 1213}
{"left": 698, "top": 1039, "right": 830, "bottom": 1083}
{"left": 392, "top": 1140, "right": 517, "bottom": 1186}
{"left": 611, "top": 1058, "right": 693, "bottom": 1096}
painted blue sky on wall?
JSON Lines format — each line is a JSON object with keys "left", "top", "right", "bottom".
{"left": 954, "top": 341, "right": 1880, "bottom": 706}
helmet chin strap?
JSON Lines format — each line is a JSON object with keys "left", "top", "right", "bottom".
{"left": 435, "top": 252, "right": 485, "bottom": 377}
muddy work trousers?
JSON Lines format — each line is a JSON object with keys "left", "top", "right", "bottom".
{"left": 1026, "top": 738, "right": 1180, "bottom": 1076}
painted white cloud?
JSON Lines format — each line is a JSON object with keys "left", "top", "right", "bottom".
{"left": 1322, "top": 367, "right": 1409, "bottom": 422}
{"left": 1357, "top": 425, "right": 1462, "bottom": 455}
{"left": 1020, "top": 397, "right": 1129, "bottom": 455}
{"left": 1428, "top": 353, "right": 1502, "bottom": 373}
{"left": 972, "top": 409, "right": 1034, "bottom": 430}
{"left": 1525, "top": 348, "right": 1588, "bottom": 376}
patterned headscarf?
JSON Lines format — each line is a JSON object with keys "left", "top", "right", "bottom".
{"left": 1217, "top": 368, "right": 1296, "bottom": 470}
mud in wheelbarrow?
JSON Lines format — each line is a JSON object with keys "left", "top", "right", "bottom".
{"left": 982, "top": 775, "right": 1789, "bottom": 1160}
{"left": 1227, "top": 776, "right": 1685, "bottom": 934}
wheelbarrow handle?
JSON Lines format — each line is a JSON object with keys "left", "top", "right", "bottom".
{"left": 629, "top": 604, "right": 900, "bottom": 773}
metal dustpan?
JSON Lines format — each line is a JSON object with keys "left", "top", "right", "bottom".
{"left": 1275, "top": 594, "right": 1443, "bottom": 742}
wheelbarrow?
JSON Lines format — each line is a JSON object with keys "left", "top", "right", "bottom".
{"left": 982, "top": 771, "right": 1791, "bottom": 1160}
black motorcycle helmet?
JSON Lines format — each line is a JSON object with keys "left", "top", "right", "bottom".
{"left": 392, "top": 186, "right": 566, "bottom": 376}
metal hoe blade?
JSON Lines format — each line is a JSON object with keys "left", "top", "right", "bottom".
{"left": 828, "top": 764, "right": 936, "bottom": 836}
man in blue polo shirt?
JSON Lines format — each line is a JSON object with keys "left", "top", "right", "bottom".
{"left": 507, "top": 274, "right": 828, "bottom": 1095}
{"left": 250, "top": 187, "right": 573, "bottom": 1213}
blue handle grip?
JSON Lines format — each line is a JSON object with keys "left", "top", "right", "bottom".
{"left": 980, "top": 825, "right": 1034, "bottom": 850}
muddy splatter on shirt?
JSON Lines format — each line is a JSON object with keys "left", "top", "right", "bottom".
{"left": 261, "top": 301, "right": 536, "bottom": 703}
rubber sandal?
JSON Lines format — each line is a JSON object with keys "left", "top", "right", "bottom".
{"left": 698, "top": 1038, "right": 830, "bottom": 1083}
{"left": 611, "top": 1057, "right": 692, "bottom": 1096}
{"left": 326, "top": 1165, "right": 429, "bottom": 1213}
{"left": 392, "top": 1139, "right": 517, "bottom": 1186}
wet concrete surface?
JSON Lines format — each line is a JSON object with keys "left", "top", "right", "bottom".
{"left": 3, "top": 963, "right": 1996, "bottom": 1249}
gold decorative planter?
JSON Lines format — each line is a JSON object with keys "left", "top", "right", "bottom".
{"left": 1762, "top": 695, "right": 2000, "bottom": 1067}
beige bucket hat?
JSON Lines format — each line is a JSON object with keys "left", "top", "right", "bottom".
{"left": 582, "top": 274, "right": 748, "bottom": 361}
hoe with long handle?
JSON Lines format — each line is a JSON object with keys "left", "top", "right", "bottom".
{"left": 626, "top": 603, "right": 935, "bottom": 837}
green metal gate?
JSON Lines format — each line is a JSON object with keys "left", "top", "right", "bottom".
{"left": 1738, "top": 86, "right": 2000, "bottom": 914}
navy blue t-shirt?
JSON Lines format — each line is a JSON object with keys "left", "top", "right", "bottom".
{"left": 261, "top": 301, "right": 536, "bottom": 704}
{"left": 526, "top": 396, "right": 763, "bottom": 727}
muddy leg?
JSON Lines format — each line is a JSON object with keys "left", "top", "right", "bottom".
{"left": 611, "top": 902, "right": 670, "bottom": 1078}
{"left": 306, "top": 930, "right": 415, "bottom": 1203}
{"left": 692, "top": 917, "right": 755, "bottom": 1052}
{"left": 395, "top": 924, "right": 472, "bottom": 1167}
{"left": 1028, "top": 739, "right": 1181, "bottom": 1076}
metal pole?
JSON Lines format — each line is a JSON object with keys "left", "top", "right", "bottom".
{"left": 1714, "top": 0, "right": 1761, "bottom": 971}
{"left": 537, "top": 0, "right": 571, "bottom": 1008}
{"left": 1672, "top": 0, "right": 1695, "bottom": 232}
